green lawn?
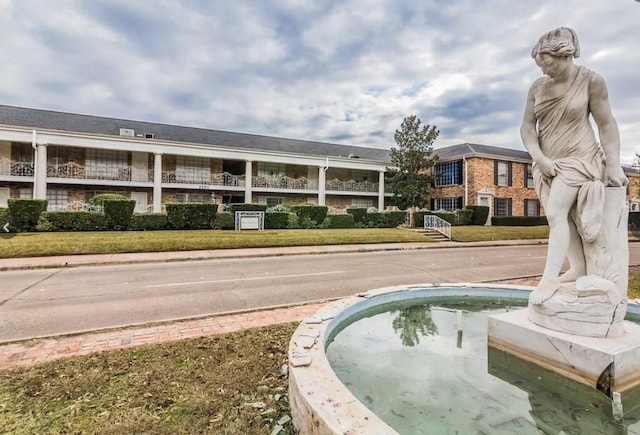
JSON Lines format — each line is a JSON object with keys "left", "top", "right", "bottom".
{"left": 0, "top": 226, "right": 558, "bottom": 259}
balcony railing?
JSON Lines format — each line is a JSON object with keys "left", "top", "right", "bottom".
{"left": 252, "top": 175, "right": 316, "bottom": 190}
{"left": 0, "top": 158, "right": 35, "bottom": 177}
{"left": 161, "top": 171, "right": 245, "bottom": 187}
{"left": 326, "top": 178, "right": 379, "bottom": 193}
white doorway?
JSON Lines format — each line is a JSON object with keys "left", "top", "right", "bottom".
{"left": 0, "top": 188, "right": 9, "bottom": 208}
{"left": 131, "top": 192, "right": 148, "bottom": 213}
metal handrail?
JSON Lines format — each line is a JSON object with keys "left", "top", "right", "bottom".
{"left": 424, "top": 215, "right": 452, "bottom": 240}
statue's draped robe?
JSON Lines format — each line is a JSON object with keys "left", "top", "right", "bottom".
{"left": 533, "top": 66, "right": 605, "bottom": 242}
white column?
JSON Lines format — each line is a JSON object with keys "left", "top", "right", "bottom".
{"left": 244, "top": 160, "right": 253, "bottom": 203}
{"left": 378, "top": 171, "right": 385, "bottom": 211}
{"left": 153, "top": 153, "right": 162, "bottom": 213}
{"left": 318, "top": 166, "right": 326, "bottom": 206}
{"left": 34, "top": 143, "right": 47, "bottom": 199}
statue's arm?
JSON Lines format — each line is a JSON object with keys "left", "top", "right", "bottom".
{"left": 589, "top": 73, "right": 627, "bottom": 186}
{"left": 521, "top": 82, "right": 555, "bottom": 177}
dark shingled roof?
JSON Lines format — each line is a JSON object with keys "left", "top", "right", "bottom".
{"left": 0, "top": 105, "right": 392, "bottom": 162}
{"left": 434, "top": 142, "right": 531, "bottom": 162}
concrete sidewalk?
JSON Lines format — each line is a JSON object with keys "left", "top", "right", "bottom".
{"left": 0, "top": 239, "right": 549, "bottom": 271}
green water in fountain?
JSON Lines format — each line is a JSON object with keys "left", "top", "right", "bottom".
{"left": 326, "top": 297, "right": 640, "bottom": 434}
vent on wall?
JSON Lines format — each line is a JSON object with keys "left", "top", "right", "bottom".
{"left": 119, "top": 128, "right": 135, "bottom": 137}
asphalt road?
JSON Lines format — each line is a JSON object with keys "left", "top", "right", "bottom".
{"left": 1, "top": 243, "right": 640, "bottom": 342}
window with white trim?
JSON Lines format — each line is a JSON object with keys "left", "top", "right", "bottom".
{"left": 86, "top": 149, "right": 128, "bottom": 180}
{"left": 174, "top": 192, "right": 215, "bottom": 203}
{"left": 351, "top": 198, "right": 373, "bottom": 208}
{"left": 257, "top": 162, "right": 286, "bottom": 179}
{"left": 19, "top": 188, "right": 68, "bottom": 210}
{"left": 176, "top": 156, "right": 210, "bottom": 184}
{"left": 46, "top": 189, "right": 69, "bottom": 211}
{"left": 258, "top": 196, "right": 284, "bottom": 207}
{"left": 433, "top": 161, "right": 462, "bottom": 186}
{"left": 432, "top": 197, "right": 462, "bottom": 211}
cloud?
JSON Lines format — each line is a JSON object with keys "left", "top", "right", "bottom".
{"left": 0, "top": 0, "right": 638, "bottom": 162}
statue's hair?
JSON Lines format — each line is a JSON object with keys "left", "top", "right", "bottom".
{"left": 531, "top": 27, "right": 580, "bottom": 58}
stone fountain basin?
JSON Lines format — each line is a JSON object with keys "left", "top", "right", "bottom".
{"left": 287, "top": 282, "right": 537, "bottom": 435}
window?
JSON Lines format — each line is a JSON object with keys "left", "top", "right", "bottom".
{"left": 19, "top": 188, "right": 68, "bottom": 210}
{"left": 258, "top": 196, "right": 284, "bottom": 207}
{"left": 524, "top": 199, "right": 540, "bottom": 216}
{"left": 174, "top": 192, "right": 215, "bottom": 203}
{"left": 351, "top": 198, "right": 374, "bottom": 208}
{"left": 431, "top": 197, "right": 463, "bottom": 211}
{"left": 46, "top": 189, "right": 69, "bottom": 211}
{"left": 86, "top": 149, "right": 128, "bottom": 180}
{"left": 524, "top": 164, "right": 534, "bottom": 188}
{"left": 494, "top": 198, "right": 512, "bottom": 216}
{"left": 433, "top": 161, "right": 462, "bottom": 186}
{"left": 494, "top": 161, "right": 512, "bottom": 186}
{"left": 257, "top": 162, "right": 285, "bottom": 179}
{"left": 176, "top": 156, "right": 210, "bottom": 184}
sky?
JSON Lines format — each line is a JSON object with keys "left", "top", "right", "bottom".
{"left": 1, "top": 0, "right": 639, "bottom": 163}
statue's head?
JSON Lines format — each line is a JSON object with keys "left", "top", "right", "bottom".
{"left": 531, "top": 27, "right": 580, "bottom": 59}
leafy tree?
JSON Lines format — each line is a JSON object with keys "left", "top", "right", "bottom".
{"left": 386, "top": 115, "right": 439, "bottom": 210}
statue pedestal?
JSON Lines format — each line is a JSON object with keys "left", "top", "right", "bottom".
{"left": 528, "top": 280, "right": 627, "bottom": 338}
{"left": 488, "top": 309, "right": 640, "bottom": 395}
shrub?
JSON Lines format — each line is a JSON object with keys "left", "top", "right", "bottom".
{"left": 228, "top": 204, "right": 268, "bottom": 213}
{"left": 287, "top": 213, "right": 300, "bottom": 229}
{"left": 166, "top": 203, "right": 217, "bottom": 230}
{"left": 129, "top": 214, "right": 169, "bottom": 231}
{"left": 103, "top": 199, "right": 136, "bottom": 230}
{"left": 265, "top": 212, "right": 290, "bottom": 229}
{"left": 325, "top": 214, "right": 355, "bottom": 229}
{"left": 212, "top": 212, "right": 235, "bottom": 230}
{"left": 363, "top": 211, "right": 407, "bottom": 228}
{"left": 466, "top": 205, "right": 490, "bottom": 226}
{"left": 38, "top": 211, "right": 108, "bottom": 232}
{"left": 0, "top": 208, "right": 7, "bottom": 223}
{"left": 87, "top": 193, "right": 129, "bottom": 207}
{"left": 8, "top": 199, "right": 48, "bottom": 232}
{"left": 346, "top": 208, "right": 367, "bottom": 225}
{"left": 290, "top": 205, "right": 328, "bottom": 228}
{"left": 491, "top": 216, "right": 548, "bottom": 226}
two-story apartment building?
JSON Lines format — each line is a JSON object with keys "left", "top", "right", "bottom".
{"left": 0, "top": 105, "right": 393, "bottom": 213}
{"left": 1, "top": 105, "right": 637, "bottom": 218}
{"left": 429, "top": 142, "right": 640, "bottom": 217}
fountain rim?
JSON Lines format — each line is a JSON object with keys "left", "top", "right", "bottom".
{"left": 287, "top": 282, "right": 542, "bottom": 434}
{"left": 288, "top": 282, "right": 640, "bottom": 434}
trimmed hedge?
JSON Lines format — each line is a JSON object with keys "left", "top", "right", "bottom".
{"left": 290, "top": 205, "right": 328, "bottom": 228}
{"left": 166, "top": 203, "right": 217, "bottom": 230}
{"left": 212, "top": 212, "right": 235, "bottom": 230}
{"left": 466, "top": 205, "right": 490, "bottom": 226}
{"left": 265, "top": 212, "right": 290, "bottom": 229}
{"left": 103, "top": 199, "right": 136, "bottom": 230}
{"left": 491, "top": 216, "right": 548, "bottom": 226}
{"left": 365, "top": 211, "right": 407, "bottom": 228}
{"left": 228, "top": 204, "right": 268, "bottom": 213}
{"left": 0, "top": 208, "right": 7, "bottom": 223}
{"left": 346, "top": 208, "right": 367, "bottom": 225}
{"left": 8, "top": 199, "right": 48, "bottom": 232}
{"left": 38, "top": 211, "right": 108, "bottom": 232}
{"left": 87, "top": 193, "right": 129, "bottom": 207}
{"left": 325, "top": 214, "right": 355, "bottom": 229}
{"left": 128, "top": 214, "right": 169, "bottom": 231}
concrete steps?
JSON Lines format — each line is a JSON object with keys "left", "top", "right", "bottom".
{"left": 407, "top": 227, "right": 451, "bottom": 241}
